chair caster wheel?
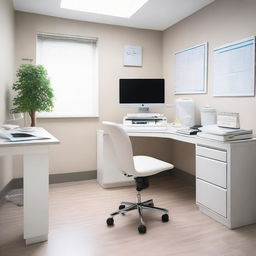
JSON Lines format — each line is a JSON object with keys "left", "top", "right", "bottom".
{"left": 119, "top": 205, "right": 125, "bottom": 210}
{"left": 162, "top": 214, "right": 169, "bottom": 222}
{"left": 106, "top": 217, "right": 114, "bottom": 226}
{"left": 119, "top": 204, "right": 126, "bottom": 215}
{"left": 138, "top": 225, "right": 147, "bottom": 234}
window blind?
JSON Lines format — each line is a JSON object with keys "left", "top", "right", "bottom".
{"left": 37, "top": 33, "right": 98, "bottom": 117}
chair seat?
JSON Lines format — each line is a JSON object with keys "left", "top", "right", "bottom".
{"left": 133, "top": 155, "right": 174, "bottom": 177}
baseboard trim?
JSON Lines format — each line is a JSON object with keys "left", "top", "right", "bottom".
{"left": 172, "top": 168, "right": 195, "bottom": 185}
{"left": 0, "top": 169, "right": 194, "bottom": 203}
{"left": 156, "top": 169, "right": 174, "bottom": 177}
{"left": 0, "top": 170, "right": 97, "bottom": 203}
{"left": 49, "top": 170, "right": 96, "bottom": 184}
{"left": 0, "top": 180, "right": 15, "bottom": 206}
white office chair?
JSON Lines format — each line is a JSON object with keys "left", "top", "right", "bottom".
{"left": 102, "top": 121, "right": 174, "bottom": 234}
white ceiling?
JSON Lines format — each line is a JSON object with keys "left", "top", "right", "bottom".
{"left": 13, "top": 0, "right": 215, "bottom": 31}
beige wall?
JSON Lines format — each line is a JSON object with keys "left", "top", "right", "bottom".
{"left": 12, "top": 0, "right": 256, "bottom": 178}
{"left": 14, "top": 12, "right": 163, "bottom": 177}
{"left": 0, "top": 0, "right": 15, "bottom": 190}
{"left": 162, "top": 0, "right": 256, "bottom": 174}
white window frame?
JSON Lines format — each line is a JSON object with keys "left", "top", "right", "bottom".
{"left": 36, "top": 32, "right": 98, "bottom": 118}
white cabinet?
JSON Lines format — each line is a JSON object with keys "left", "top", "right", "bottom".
{"left": 196, "top": 145, "right": 226, "bottom": 162}
{"left": 196, "top": 179, "right": 227, "bottom": 217}
{"left": 196, "top": 142, "right": 256, "bottom": 229}
{"left": 196, "top": 156, "right": 227, "bottom": 188}
{"left": 196, "top": 145, "right": 228, "bottom": 220}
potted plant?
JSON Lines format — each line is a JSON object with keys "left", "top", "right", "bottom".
{"left": 12, "top": 64, "right": 54, "bottom": 127}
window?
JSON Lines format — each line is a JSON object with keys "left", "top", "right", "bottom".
{"left": 37, "top": 33, "right": 98, "bottom": 117}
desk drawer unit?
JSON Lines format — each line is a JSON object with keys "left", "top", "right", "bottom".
{"left": 196, "top": 145, "right": 228, "bottom": 218}
{"left": 197, "top": 146, "right": 227, "bottom": 162}
{"left": 196, "top": 179, "right": 227, "bottom": 217}
{"left": 196, "top": 156, "right": 227, "bottom": 188}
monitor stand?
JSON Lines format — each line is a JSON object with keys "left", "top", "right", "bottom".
{"left": 138, "top": 107, "right": 149, "bottom": 113}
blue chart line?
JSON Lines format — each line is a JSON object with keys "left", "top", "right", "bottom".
{"left": 214, "top": 39, "right": 254, "bottom": 52}
{"left": 176, "top": 43, "right": 205, "bottom": 55}
{"left": 217, "top": 43, "right": 253, "bottom": 54}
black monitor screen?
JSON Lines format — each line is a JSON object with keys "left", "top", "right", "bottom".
{"left": 119, "top": 79, "right": 165, "bottom": 104}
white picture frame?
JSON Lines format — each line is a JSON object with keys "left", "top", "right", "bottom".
{"left": 123, "top": 45, "right": 142, "bottom": 67}
{"left": 213, "top": 36, "right": 255, "bottom": 97}
{"left": 174, "top": 43, "right": 208, "bottom": 94}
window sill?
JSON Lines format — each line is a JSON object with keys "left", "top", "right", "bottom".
{"left": 37, "top": 115, "right": 99, "bottom": 118}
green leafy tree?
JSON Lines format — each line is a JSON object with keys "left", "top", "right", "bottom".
{"left": 12, "top": 64, "right": 54, "bottom": 127}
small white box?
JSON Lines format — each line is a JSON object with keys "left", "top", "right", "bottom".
{"left": 217, "top": 112, "right": 240, "bottom": 129}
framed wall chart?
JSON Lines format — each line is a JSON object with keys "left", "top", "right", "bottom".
{"left": 175, "top": 43, "right": 208, "bottom": 94}
{"left": 213, "top": 37, "right": 255, "bottom": 97}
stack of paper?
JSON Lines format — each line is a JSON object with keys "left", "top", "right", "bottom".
{"left": 0, "top": 128, "right": 50, "bottom": 142}
{"left": 197, "top": 125, "right": 253, "bottom": 141}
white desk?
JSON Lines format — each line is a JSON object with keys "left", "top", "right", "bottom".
{"left": 97, "top": 126, "right": 256, "bottom": 229}
{"left": 0, "top": 128, "right": 59, "bottom": 245}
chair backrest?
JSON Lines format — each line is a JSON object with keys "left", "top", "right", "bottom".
{"left": 102, "top": 121, "right": 136, "bottom": 176}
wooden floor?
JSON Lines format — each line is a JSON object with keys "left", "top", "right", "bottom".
{"left": 1, "top": 175, "right": 256, "bottom": 256}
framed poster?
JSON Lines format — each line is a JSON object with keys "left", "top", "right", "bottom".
{"left": 175, "top": 43, "right": 208, "bottom": 94}
{"left": 123, "top": 45, "right": 142, "bottom": 67}
{"left": 213, "top": 37, "right": 255, "bottom": 97}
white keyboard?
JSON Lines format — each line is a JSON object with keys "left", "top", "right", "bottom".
{"left": 126, "top": 113, "right": 164, "bottom": 118}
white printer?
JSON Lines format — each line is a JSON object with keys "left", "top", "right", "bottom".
{"left": 123, "top": 113, "right": 167, "bottom": 130}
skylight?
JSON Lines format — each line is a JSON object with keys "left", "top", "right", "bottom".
{"left": 60, "top": 0, "right": 149, "bottom": 18}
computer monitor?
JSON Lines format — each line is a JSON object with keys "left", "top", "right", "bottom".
{"left": 119, "top": 78, "right": 165, "bottom": 112}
